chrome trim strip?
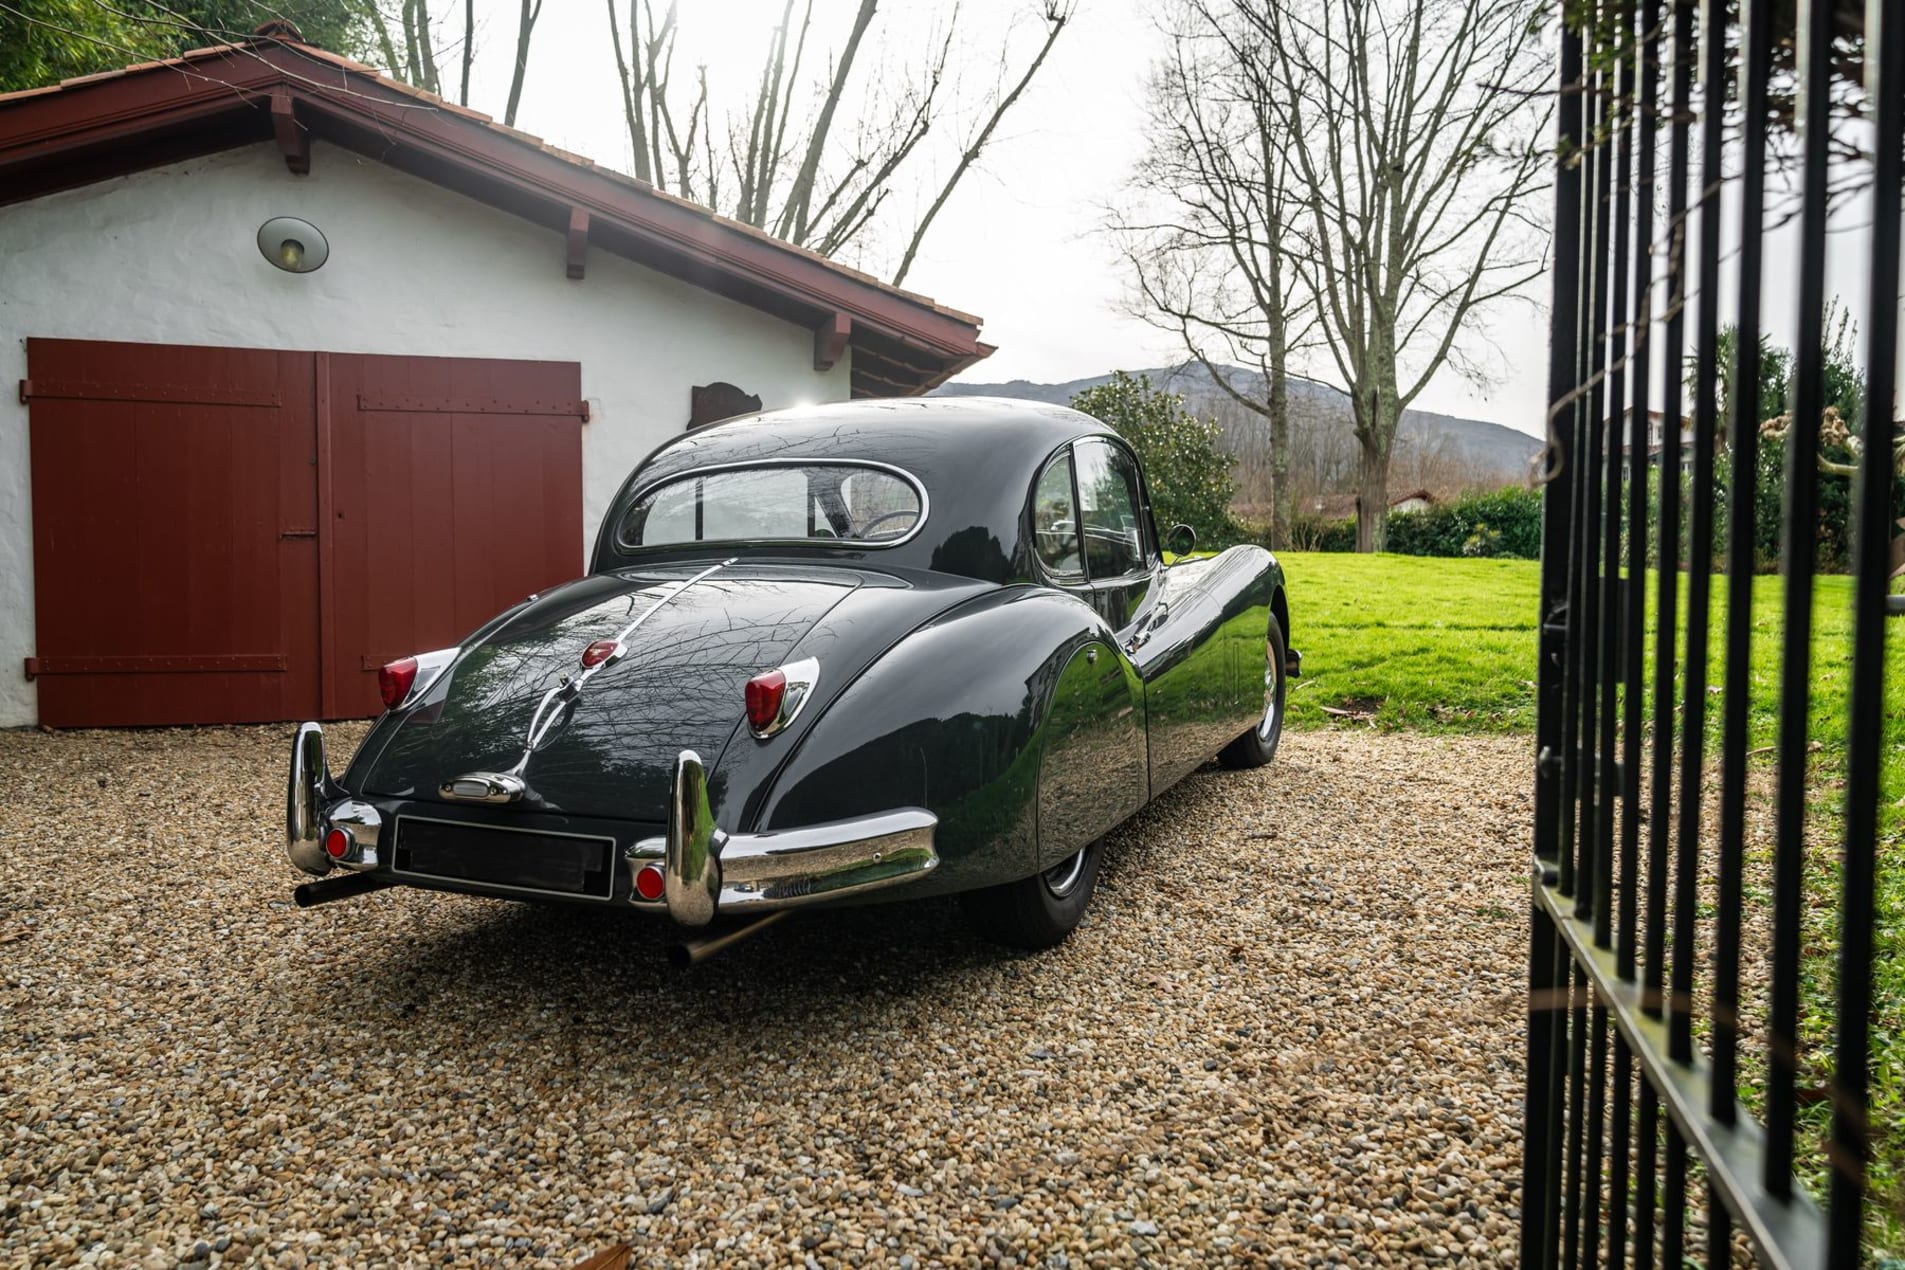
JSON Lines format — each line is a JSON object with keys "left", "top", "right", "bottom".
{"left": 391, "top": 814, "right": 618, "bottom": 903}
{"left": 644, "top": 749, "right": 938, "bottom": 923}
{"left": 501, "top": 557, "right": 736, "bottom": 779}
{"left": 613, "top": 459, "right": 931, "bottom": 553}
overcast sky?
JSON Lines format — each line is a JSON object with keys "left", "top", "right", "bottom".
{"left": 442, "top": 0, "right": 1887, "bottom": 443}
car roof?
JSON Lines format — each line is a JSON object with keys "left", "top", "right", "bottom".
{"left": 594, "top": 397, "right": 1130, "bottom": 584}
{"left": 639, "top": 397, "right": 1116, "bottom": 478}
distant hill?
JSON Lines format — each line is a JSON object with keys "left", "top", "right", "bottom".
{"left": 932, "top": 363, "right": 1543, "bottom": 487}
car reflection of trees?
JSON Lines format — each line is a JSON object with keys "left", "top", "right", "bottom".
{"left": 368, "top": 580, "right": 831, "bottom": 809}
{"left": 773, "top": 664, "right": 1047, "bottom": 874}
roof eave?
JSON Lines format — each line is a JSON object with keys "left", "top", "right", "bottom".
{"left": 0, "top": 40, "right": 991, "bottom": 397}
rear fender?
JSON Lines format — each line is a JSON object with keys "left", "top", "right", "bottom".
{"left": 757, "top": 588, "right": 1114, "bottom": 896}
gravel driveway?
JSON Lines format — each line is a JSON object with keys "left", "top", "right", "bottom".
{"left": 1, "top": 725, "right": 1531, "bottom": 1269}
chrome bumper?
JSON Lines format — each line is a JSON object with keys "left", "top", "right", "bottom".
{"left": 287, "top": 727, "right": 937, "bottom": 918}
{"left": 637, "top": 750, "right": 938, "bottom": 927}
{"left": 286, "top": 723, "right": 382, "bottom": 876}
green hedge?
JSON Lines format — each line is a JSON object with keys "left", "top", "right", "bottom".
{"left": 1386, "top": 487, "right": 1543, "bottom": 559}
{"left": 1279, "top": 487, "right": 1543, "bottom": 557}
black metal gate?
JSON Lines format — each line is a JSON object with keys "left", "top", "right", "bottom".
{"left": 1523, "top": 0, "right": 1903, "bottom": 1266}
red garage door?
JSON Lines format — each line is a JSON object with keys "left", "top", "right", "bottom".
{"left": 24, "top": 339, "right": 584, "bottom": 727}
{"left": 320, "top": 353, "right": 584, "bottom": 717}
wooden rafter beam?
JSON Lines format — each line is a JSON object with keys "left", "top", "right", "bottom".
{"left": 270, "top": 92, "right": 308, "bottom": 174}
{"left": 566, "top": 207, "right": 589, "bottom": 280}
{"left": 814, "top": 312, "right": 851, "bottom": 372}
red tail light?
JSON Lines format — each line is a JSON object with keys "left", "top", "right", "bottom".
{"left": 377, "top": 656, "right": 418, "bottom": 710}
{"left": 582, "top": 639, "right": 620, "bottom": 669}
{"left": 745, "top": 669, "right": 787, "bottom": 732}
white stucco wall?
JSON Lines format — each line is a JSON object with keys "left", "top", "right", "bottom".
{"left": 0, "top": 143, "right": 851, "bottom": 726}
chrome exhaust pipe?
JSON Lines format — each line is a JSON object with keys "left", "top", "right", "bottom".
{"left": 668, "top": 910, "right": 790, "bottom": 968}
{"left": 293, "top": 873, "right": 392, "bottom": 908}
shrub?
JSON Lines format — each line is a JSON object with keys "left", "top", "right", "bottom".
{"left": 1071, "top": 372, "right": 1239, "bottom": 549}
{"left": 1286, "top": 513, "right": 1357, "bottom": 552}
{"left": 1383, "top": 487, "right": 1543, "bottom": 559}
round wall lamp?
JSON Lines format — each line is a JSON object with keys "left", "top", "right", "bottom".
{"left": 257, "top": 216, "right": 329, "bottom": 273}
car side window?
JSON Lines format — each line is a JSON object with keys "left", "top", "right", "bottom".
{"left": 1032, "top": 451, "right": 1084, "bottom": 581}
{"left": 1075, "top": 439, "right": 1146, "bottom": 578}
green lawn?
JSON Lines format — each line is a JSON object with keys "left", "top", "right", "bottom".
{"left": 1274, "top": 549, "right": 1905, "bottom": 1245}
{"left": 1279, "top": 553, "right": 1544, "bottom": 731}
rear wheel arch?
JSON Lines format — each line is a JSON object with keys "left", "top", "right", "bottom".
{"left": 754, "top": 589, "right": 1115, "bottom": 893}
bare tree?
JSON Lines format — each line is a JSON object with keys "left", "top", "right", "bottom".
{"left": 500, "top": 0, "right": 540, "bottom": 126}
{"left": 605, "top": 1, "right": 1071, "bottom": 284}
{"left": 1113, "top": 4, "right": 1317, "bottom": 549}
{"left": 1126, "top": 0, "right": 1550, "bottom": 552}
{"left": 1266, "top": 0, "right": 1549, "bottom": 550}
{"left": 363, "top": 0, "right": 511, "bottom": 115}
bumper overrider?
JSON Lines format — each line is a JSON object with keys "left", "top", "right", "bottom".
{"left": 286, "top": 724, "right": 938, "bottom": 926}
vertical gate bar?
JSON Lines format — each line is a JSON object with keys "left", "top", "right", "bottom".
{"left": 1565, "top": 964, "right": 1590, "bottom": 1266}
{"left": 1643, "top": 0, "right": 1694, "bottom": 1023}
{"left": 1560, "top": 0, "right": 1606, "bottom": 907}
{"left": 1618, "top": 0, "right": 1658, "bottom": 989}
{"left": 1765, "top": 0, "right": 1834, "bottom": 1198}
{"left": 1669, "top": 0, "right": 1725, "bottom": 1067}
{"left": 1607, "top": 1033, "right": 1632, "bottom": 1269}
{"left": 1826, "top": 1, "right": 1903, "bottom": 1258}
{"left": 1525, "top": 904, "right": 1564, "bottom": 1270}
{"left": 1708, "top": 1182, "right": 1734, "bottom": 1267}
{"left": 1663, "top": 1118, "right": 1687, "bottom": 1263}
{"left": 1544, "top": 926, "right": 1573, "bottom": 1262}
{"left": 1576, "top": 1, "right": 1615, "bottom": 926}
{"left": 1634, "top": 1080, "right": 1660, "bottom": 1270}
{"left": 1711, "top": 0, "right": 1772, "bottom": 1134}
{"left": 1584, "top": 999, "right": 1610, "bottom": 1267}
{"left": 1525, "top": 8, "right": 1588, "bottom": 1260}
{"left": 1535, "top": 0, "right": 1585, "bottom": 879}
{"left": 1595, "top": 0, "right": 1636, "bottom": 954}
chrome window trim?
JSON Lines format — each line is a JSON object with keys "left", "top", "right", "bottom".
{"left": 391, "top": 814, "right": 619, "bottom": 903}
{"left": 1071, "top": 436, "right": 1150, "bottom": 583}
{"left": 613, "top": 459, "right": 930, "bottom": 553}
{"left": 1029, "top": 446, "right": 1087, "bottom": 587}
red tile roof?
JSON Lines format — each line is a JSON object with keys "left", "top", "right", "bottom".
{"left": 0, "top": 35, "right": 991, "bottom": 397}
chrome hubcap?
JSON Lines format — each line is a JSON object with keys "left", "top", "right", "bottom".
{"left": 1257, "top": 642, "right": 1282, "bottom": 741}
{"left": 1043, "top": 846, "right": 1089, "bottom": 899}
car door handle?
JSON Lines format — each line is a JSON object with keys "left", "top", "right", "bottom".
{"left": 1126, "top": 603, "right": 1169, "bottom": 654}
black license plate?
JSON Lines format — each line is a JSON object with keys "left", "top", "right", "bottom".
{"left": 394, "top": 817, "right": 615, "bottom": 900}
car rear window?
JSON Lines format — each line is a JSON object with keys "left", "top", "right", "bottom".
{"left": 617, "top": 464, "right": 925, "bottom": 549}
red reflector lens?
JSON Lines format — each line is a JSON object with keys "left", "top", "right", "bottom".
{"left": 581, "top": 639, "right": 619, "bottom": 669}
{"left": 634, "top": 863, "right": 666, "bottom": 901}
{"left": 745, "top": 669, "right": 787, "bottom": 732}
{"left": 377, "top": 656, "right": 418, "bottom": 710}
{"left": 324, "top": 828, "right": 351, "bottom": 860}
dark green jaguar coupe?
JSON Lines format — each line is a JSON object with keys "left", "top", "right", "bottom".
{"left": 286, "top": 397, "right": 1296, "bottom": 951}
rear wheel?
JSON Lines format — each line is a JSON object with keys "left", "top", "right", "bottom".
{"left": 1218, "top": 614, "right": 1287, "bottom": 770}
{"left": 960, "top": 839, "right": 1103, "bottom": 949}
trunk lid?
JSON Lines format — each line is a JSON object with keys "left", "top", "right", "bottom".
{"left": 357, "top": 565, "right": 859, "bottom": 820}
